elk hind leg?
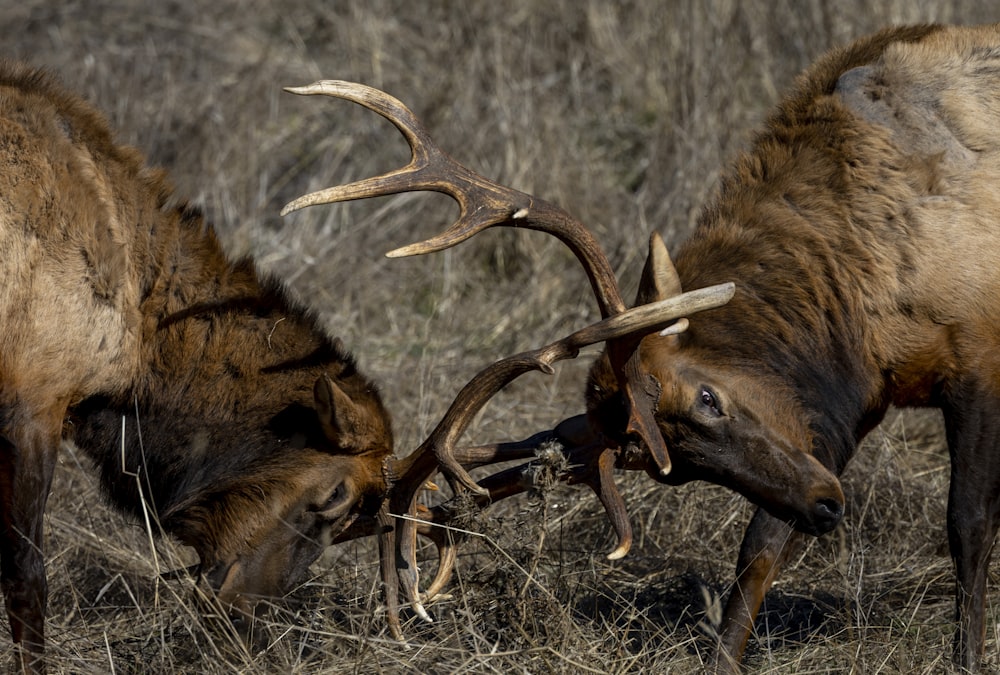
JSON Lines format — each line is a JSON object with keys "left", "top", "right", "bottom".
{"left": 943, "top": 388, "right": 1000, "bottom": 672}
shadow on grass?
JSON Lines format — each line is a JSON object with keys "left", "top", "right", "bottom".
{"left": 576, "top": 570, "right": 849, "bottom": 661}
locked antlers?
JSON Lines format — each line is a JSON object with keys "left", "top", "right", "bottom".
{"left": 282, "top": 81, "right": 734, "bottom": 636}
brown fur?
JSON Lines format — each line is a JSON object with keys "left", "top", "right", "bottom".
{"left": 586, "top": 23, "right": 1000, "bottom": 671}
{"left": 0, "top": 62, "right": 393, "bottom": 669}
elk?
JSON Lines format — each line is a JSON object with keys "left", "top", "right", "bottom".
{"left": 283, "top": 21, "right": 1000, "bottom": 675}
{"left": 0, "top": 61, "right": 405, "bottom": 670}
{"left": 585, "top": 23, "right": 1000, "bottom": 672}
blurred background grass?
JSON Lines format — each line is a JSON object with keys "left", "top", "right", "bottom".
{"left": 1, "top": 1, "right": 996, "bottom": 672}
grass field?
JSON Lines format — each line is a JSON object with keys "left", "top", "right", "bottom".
{"left": 2, "top": 1, "right": 998, "bottom": 672}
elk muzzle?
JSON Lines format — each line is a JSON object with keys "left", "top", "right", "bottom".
{"left": 748, "top": 450, "right": 845, "bottom": 536}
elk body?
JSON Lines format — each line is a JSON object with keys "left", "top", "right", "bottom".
{"left": 583, "top": 23, "right": 1000, "bottom": 671}
{"left": 0, "top": 62, "right": 395, "bottom": 669}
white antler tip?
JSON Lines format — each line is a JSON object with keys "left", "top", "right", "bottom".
{"left": 607, "top": 545, "right": 630, "bottom": 561}
{"left": 412, "top": 602, "right": 433, "bottom": 623}
{"left": 659, "top": 317, "right": 689, "bottom": 337}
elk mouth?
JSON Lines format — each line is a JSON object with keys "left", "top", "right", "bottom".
{"left": 775, "top": 452, "right": 845, "bottom": 536}
{"left": 181, "top": 508, "right": 366, "bottom": 633}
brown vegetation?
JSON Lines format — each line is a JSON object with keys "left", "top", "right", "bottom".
{"left": 1, "top": 1, "right": 996, "bottom": 673}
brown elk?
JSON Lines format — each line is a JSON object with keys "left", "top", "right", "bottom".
{"left": 283, "top": 22, "right": 1000, "bottom": 674}
{"left": 585, "top": 23, "right": 1000, "bottom": 672}
{"left": 0, "top": 61, "right": 404, "bottom": 670}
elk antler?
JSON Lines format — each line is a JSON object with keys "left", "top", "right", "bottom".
{"left": 281, "top": 80, "right": 735, "bottom": 635}
{"left": 281, "top": 80, "right": 680, "bottom": 490}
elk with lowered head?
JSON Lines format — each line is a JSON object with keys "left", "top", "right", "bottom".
{"left": 0, "top": 62, "right": 396, "bottom": 670}
{"left": 0, "top": 59, "right": 707, "bottom": 671}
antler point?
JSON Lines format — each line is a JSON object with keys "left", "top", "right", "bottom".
{"left": 607, "top": 546, "right": 630, "bottom": 561}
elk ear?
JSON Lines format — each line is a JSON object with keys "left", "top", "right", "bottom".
{"left": 634, "top": 232, "right": 682, "bottom": 305}
{"left": 313, "top": 374, "right": 375, "bottom": 454}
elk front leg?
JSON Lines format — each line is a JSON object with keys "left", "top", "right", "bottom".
{"left": 943, "top": 384, "right": 1000, "bottom": 673}
{"left": 713, "top": 508, "right": 803, "bottom": 673}
{"left": 0, "top": 408, "right": 61, "bottom": 673}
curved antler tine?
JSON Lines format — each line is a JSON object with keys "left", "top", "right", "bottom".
{"left": 583, "top": 448, "right": 634, "bottom": 560}
{"left": 420, "top": 534, "right": 457, "bottom": 602}
{"left": 284, "top": 81, "right": 432, "bottom": 152}
{"left": 412, "top": 507, "right": 460, "bottom": 602}
{"left": 619, "top": 345, "right": 672, "bottom": 475}
{"left": 396, "top": 507, "right": 432, "bottom": 622}
{"left": 376, "top": 504, "right": 406, "bottom": 641}
{"left": 281, "top": 166, "right": 434, "bottom": 216}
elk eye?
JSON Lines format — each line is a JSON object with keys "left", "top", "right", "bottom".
{"left": 700, "top": 388, "right": 722, "bottom": 416}
{"left": 316, "top": 483, "right": 348, "bottom": 513}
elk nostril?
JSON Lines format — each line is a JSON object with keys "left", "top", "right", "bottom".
{"left": 814, "top": 498, "right": 844, "bottom": 529}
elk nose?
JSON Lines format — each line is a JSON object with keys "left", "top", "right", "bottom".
{"left": 812, "top": 497, "right": 844, "bottom": 534}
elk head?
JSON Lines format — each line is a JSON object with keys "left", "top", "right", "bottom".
{"left": 190, "top": 374, "right": 393, "bottom": 626}
{"left": 81, "top": 371, "right": 394, "bottom": 630}
{"left": 585, "top": 233, "right": 845, "bottom": 536}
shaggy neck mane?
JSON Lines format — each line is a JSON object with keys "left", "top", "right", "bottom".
{"left": 671, "top": 25, "right": 938, "bottom": 467}
{"left": 69, "top": 197, "right": 385, "bottom": 523}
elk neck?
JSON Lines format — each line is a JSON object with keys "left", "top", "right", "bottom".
{"left": 668, "top": 35, "right": 943, "bottom": 469}
{"left": 68, "top": 203, "right": 391, "bottom": 523}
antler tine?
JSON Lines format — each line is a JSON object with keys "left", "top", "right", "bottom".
{"left": 280, "top": 80, "right": 627, "bottom": 318}
{"left": 411, "top": 507, "right": 460, "bottom": 603}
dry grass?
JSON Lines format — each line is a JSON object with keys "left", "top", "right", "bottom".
{"left": 1, "top": 1, "right": 998, "bottom": 672}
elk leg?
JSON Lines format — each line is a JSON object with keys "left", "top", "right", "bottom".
{"left": 713, "top": 508, "right": 802, "bottom": 673}
{"left": 942, "top": 387, "right": 1000, "bottom": 672}
{"left": 0, "top": 407, "right": 61, "bottom": 672}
